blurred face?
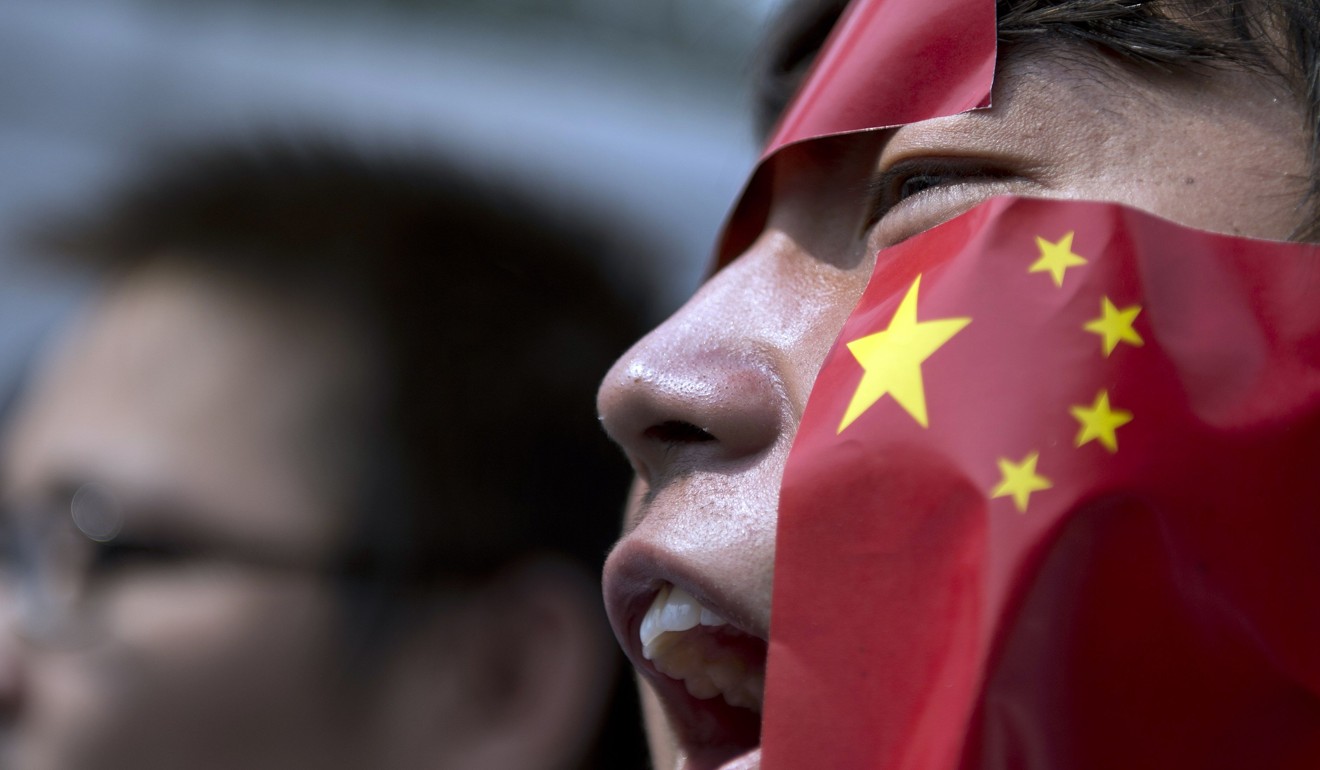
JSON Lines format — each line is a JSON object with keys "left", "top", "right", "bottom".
{"left": 597, "top": 45, "right": 1310, "bottom": 770}
{"left": 0, "top": 264, "right": 382, "bottom": 770}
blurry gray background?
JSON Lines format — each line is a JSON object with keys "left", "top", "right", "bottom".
{"left": 0, "top": 0, "right": 782, "bottom": 409}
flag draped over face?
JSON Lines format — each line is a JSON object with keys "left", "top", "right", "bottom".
{"left": 734, "top": 2, "right": 1320, "bottom": 766}
{"left": 764, "top": 196, "right": 1320, "bottom": 768}
{"left": 716, "top": 0, "right": 995, "bottom": 263}
{"left": 762, "top": 0, "right": 995, "bottom": 157}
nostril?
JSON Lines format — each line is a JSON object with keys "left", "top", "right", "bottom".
{"left": 598, "top": 325, "right": 787, "bottom": 480}
{"left": 644, "top": 421, "right": 716, "bottom": 445}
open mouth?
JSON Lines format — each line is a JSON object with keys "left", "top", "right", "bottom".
{"left": 634, "top": 582, "right": 767, "bottom": 769}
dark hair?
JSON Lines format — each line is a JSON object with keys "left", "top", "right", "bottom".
{"left": 753, "top": 0, "right": 1320, "bottom": 238}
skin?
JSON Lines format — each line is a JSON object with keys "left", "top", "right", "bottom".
{"left": 0, "top": 265, "right": 381, "bottom": 770}
{"left": 0, "top": 262, "right": 612, "bottom": 770}
{"left": 598, "top": 46, "right": 1311, "bottom": 770}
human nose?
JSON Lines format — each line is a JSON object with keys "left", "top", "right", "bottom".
{"left": 597, "top": 250, "right": 794, "bottom": 487}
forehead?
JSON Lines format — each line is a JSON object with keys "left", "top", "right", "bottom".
{"left": 768, "top": 39, "right": 1300, "bottom": 197}
{"left": 1, "top": 262, "right": 375, "bottom": 551}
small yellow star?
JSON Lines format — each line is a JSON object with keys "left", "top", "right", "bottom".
{"left": 1070, "top": 390, "right": 1133, "bottom": 453}
{"left": 1029, "top": 232, "right": 1087, "bottom": 287}
{"left": 838, "top": 275, "right": 971, "bottom": 433}
{"left": 991, "top": 452, "right": 1052, "bottom": 513}
{"left": 1084, "top": 296, "right": 1144, "bottom": 357}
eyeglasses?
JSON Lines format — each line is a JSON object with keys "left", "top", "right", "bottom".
{"left": 0, "top": 483, "right": 373, "bottom": 648}
{"left": 0, "top": 482, "right": 458, "bottom": 648}
{"left": 0, "top": 483, "right": 126, "bottom": 646}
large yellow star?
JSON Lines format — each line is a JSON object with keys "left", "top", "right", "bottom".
{"left": 1070, "top": 390, "right": 1133, "bottom": 453}
{"left": 1029, "top": 232, "right": 1087, "bottom": 287}
{"left": 991, "top": 452, "right": 1052, "bottom": 513}
{"left": 837, "top": 275, "right": 971, "bottom": 433}
{"left": 1084, "top": 296, "right": 1144, "bottom": 356}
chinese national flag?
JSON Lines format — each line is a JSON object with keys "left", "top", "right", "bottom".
{"left": 718, "top": 0, "right": 993, "bottom": 264}
{"left": 763, "top": 0, "right": 994, "bottom": 157}
{"left": 764, "top": 197, "right": 1320, "bottom": 769}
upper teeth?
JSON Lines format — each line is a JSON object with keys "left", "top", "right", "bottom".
{"left": 640, "top": 583, "right": 726, "bottom": 660}
{"left": 638, "top": 583, "right": 764, "bottom": 713}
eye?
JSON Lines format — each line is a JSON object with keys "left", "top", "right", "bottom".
{"left": 896, "top": 172, "right": 955, "bottom": 202}
{"left": 862, "top": 158, "right": 1022, "bottom": 247}
{"left": 863, "top": 159, "right": 981, "bottom": 226}
{"left": 89, "top": 537, "right": 192, "bottom": 575}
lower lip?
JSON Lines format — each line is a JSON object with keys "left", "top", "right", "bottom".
{"left": 679, "top": 747, "right": 761, "bottom": 770}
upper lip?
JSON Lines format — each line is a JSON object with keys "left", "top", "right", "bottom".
{"left": 604, "top": 535, "right": 768, "bottom": 768}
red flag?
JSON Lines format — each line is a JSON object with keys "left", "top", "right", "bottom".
{"left": 717, "top": 0, "right": 994, "bottom": 263}
{"left": 764, "top": 0, "right": 994, "bottom": 157}
{"left": 764, "top": 197, "right": 1320, "bottom": 769}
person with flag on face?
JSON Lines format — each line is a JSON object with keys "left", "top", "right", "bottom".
{"left": 598, "top": 1, "right": 1320, "bottom": 768}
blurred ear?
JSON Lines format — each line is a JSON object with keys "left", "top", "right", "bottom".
{"left": 372, "top": 557, "right": 617, "bottom": 770}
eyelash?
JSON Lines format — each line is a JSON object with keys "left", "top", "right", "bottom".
{"left": 862, "top": 159, "right": 1011, "bottom": 233}
{"left": 90, "top": 538, "right": 191, "bottom": 574}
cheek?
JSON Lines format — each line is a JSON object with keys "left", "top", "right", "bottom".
{"left": 113, "top": 568, "right": 335, "bottom": 665}
{"left": 1085, "top": 163, "right": 1302, "bottom": 241}
{"left": 1158, "top": 159, "right": 1304, "bottom": 241}
{"left": 749, "top": 241, "right": 879, "bottom": 414}
{"left": 95, "top": 571, "right": 340, "bottom": 718}
{"left": 20, "top": 573, "right": 340, "bottom": 766}
{"left": 790, "top": 266, "right": 878, "bottom": 412}
{"left": 1056, "top": 101, "right": 1309, "bottom": 240}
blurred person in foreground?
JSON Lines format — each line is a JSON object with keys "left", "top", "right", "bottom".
{"left": 0, "top": 140, "right": 648, "bottom": 770}
{"left": 598, "top": 0, "right": 1320, "bottom": 768}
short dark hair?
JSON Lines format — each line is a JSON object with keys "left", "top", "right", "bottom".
{"left": 753, "top": 0, "right": 1320, "bottom": 237}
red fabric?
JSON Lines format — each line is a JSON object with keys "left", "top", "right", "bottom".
{"left": 716, "top": 0, "right": 994, "bottom": 263}
{"left": 764, "top": 0, "right": 995, "bottom": 157}
{"left": 764, "top": 197, "right": 1320, "bottom": 769}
